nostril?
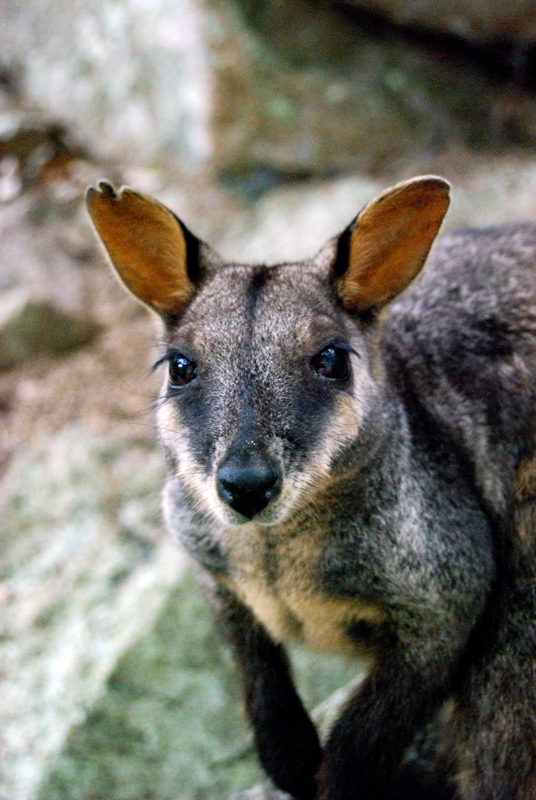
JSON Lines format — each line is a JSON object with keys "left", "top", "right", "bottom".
{"left": 217, "top": 456, "right": 281, "bottom": 519}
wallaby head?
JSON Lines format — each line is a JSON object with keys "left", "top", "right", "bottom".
{"left": 86, "top": 177, "right": 449, "bottom": 529}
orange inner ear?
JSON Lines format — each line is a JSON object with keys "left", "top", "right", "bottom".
{"left": 338, "top": 176, "right": 450, "bottom": 313}
{"left": 86, "top": 182, "right": 195, "bottom": 316}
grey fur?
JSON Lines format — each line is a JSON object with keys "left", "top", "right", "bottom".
{"left": 88, "top": 181, "right": 536, "bottom": 800}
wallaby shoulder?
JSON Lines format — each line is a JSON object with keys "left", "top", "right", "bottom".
{"left": 384, "top": 223, "right": 536, "bottom": 514}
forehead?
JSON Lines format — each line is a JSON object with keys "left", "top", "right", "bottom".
{"left": 175, "top": 263, "right": 345, "bottom": 351}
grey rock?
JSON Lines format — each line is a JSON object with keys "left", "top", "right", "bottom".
{"left": 0, "top": 423, "right": 186, "bottom": 800}
{"left": 216, "top": 153, "right": 536, "bottom": 265}
{"left": 0, "top": 184, "right": 103, "bottom": 316}
{"left": 3, "top": 0, "right": 536, "bottom": 178}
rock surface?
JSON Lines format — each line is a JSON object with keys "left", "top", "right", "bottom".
{"left": 4, "top": 0, "right": 536, "bottom": 179}
{"left": 0, "top": 422, "right": 186, "bottom": 800}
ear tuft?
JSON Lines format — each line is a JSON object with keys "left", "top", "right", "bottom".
{"left": 96, "top": 180, "right": 118, "bottom": 200}
{"left": 334, "top": 175, "right": 450, "bottom": 313}
{"left": 86, "top": 181, "right": 199, "bottom": 318}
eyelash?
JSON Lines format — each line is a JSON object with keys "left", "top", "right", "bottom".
{"left": 153, "top": 350, "right": 198, "bottom": 389}
{"left": 310, "top": 341, "right": 357, "bottom": 381}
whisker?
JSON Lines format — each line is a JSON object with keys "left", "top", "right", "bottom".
{"left": 98, "top": 376, "right": 161, "bottom": 400}
{"left": 116, "top": 419, "right": 188, "bottom": 441}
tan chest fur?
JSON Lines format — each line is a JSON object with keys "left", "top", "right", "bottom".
{"left": 221, "top": 520, "right": 387, "bottom": 655}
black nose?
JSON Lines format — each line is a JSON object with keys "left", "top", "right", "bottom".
{"left": 217, "top": 454, "right": 281, "bottom": 519}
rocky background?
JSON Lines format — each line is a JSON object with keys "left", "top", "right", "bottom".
{"left": 3, "top": 1, "right": 536, "bottom": 799}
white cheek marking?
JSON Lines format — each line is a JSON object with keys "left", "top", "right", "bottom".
{"left": 157, "top": 402, "right": 220, "bottom": 517}
{"left": 275, "top": 372, "right": 371, "bottom": 518}
{"left": 310, "top": 353, "right": 377, "bottom": 474}
{"left": 157, "top": 400, "right": 249, "bottom": 526}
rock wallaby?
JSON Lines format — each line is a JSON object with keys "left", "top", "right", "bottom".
{"left": 86, "top": 176, "right": 536, "bottom": 800}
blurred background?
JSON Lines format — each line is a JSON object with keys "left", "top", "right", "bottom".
{"left": 3, "top": 1, "right": 536, "bottom": 798}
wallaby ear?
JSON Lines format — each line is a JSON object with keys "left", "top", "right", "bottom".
{"left": 86, "top": 181, "right": 200, "bottom": 318}
{"left": 333, "top": 176, "right": 450, "bottom": 313}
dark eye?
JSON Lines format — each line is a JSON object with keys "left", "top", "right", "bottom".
{"left": 310, "top": 346, "right": 351, "bottom": 381}
{"left": 168, "top": 353, "right": 197, "bottom": 388}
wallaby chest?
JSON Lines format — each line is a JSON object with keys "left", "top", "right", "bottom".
{"left": 220, "top": 517, "right": 387, "bottom": 655}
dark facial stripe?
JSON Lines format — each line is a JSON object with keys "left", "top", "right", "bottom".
{"left": 249, "top": 267, "right": 271, "bottom": 313}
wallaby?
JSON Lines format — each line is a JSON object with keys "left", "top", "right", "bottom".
{"left": 86, "top": 176, "right": 536, "bottom": 800}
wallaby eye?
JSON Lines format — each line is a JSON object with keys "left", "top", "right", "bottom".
{"left": 168, "top": 353, "right": 197, "bottom": 388}
{"left": 310, "top": 346, "right": 351, "bottom": 381}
